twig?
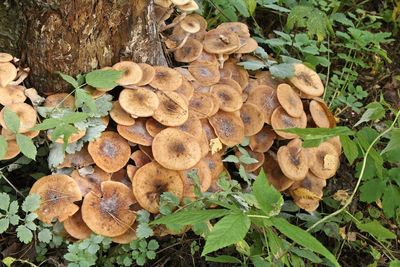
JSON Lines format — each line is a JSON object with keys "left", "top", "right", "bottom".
{"left": 0, "top": 171, "right": 24, "bottom": 197}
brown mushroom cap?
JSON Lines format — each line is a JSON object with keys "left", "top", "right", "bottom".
{"left": 203, "top": 29, "right": 240, "bottom": 54}
{"left": 0, "top": 103, "right": 37, "bottom": 133}
{"left": 174, "top": 115, "right": 203, "bottom": 140}
{"left": 189, "top": 92, "right": 216, "bottom": 119}
{"left": 247, "top": 85, "right": 280, "bottom": 124}
{"left": 113, "top": 61, "right": 143, "bottom": 86}
{"left": 49, "top": 129, "right": 86, "bottom": 144}
{"left": 126, "top": 165, "right": 139, "bottom": 181}
{"left": 88, "top": 131, "right": 131, "bottom": 173}
{"left": 235, "top": 147, "right": 265, "bottom": 172}
{"left": 309, "top": 99, "right": 336, "bottom": 128}
{"left": 136, "top": 63, "right": 156, "bottom": 86}
{"left": 219, "top": 78, "right": 243, "bottom": 93}
{"left": 240, "top": 103, "right": 265, "bottom": 136}
{"left": 145, "top": 117, "right": 167, "bottom": 137}
{"left": 262, "top": 152, "right": 294, "bottom": 191}
{"left": 211, "top": 84, "right": 243, "bottom": 112}
{"left": 139, "top": 145, "right": 154, "bottom": 159}
{"left": 29, "top": 174, "right": 82, "bottom": 224}
{"left": 175, "top": 67, "right": 196, "bottom": 81}
{"left": 2, "top": 140, "right": 20, "bottom": 160}
{"left": 117, "top": 118, "right": 154, "bottom": 146}
{"left": 309, "top": 142, "right": 340, "bottom": 179}
{"left": 71, "top": 166, "right": 111, "bottom": 196}
{"left": 132, "top": 161, "right": 184, "bottom": 213}
{"left": 177, "top": 0, "right": 199, "bottom": 11}
{"left": 249, "top": 125, "right": 276, "bottom": 153}
{"left": 110, "top": 101, "right": 136, "bottom": 126}
{"left": 58, "top": 145, "right": 94, "bottom": 169}
{"left": 0, "top": 85, "right": 27, "bottom": 106}
{"left": 86, "top": 86, "right": 106, "bottom": 99}
{"left": 289, "top": 64, "right": 324, "bottom": 97}
{"left": 1, "top": 127, "right": 39, "bottom": 141}
{"left": 271, "top": 106, "right": 307, "bottom": 139}
{"left": 155, "top": 0, "right": 172, "bottom": 8}
{"left": 44, "top": 93, "right": 75, "bottom": 109}
{"left": 276, "top": 83, "right": 304, "bottom": 118}
{"left": 277, "top": 138, "right": 309, "bottom": 181}
{"left": 171, "top": 0, "right": 190, "bottom": 5}
{"left": 81, "top": 181, "right": 137, "bottom": 237}
{"left": 175, "top": 78, "right": 194, "bottom": 100}
{"left": 119, "top": 88, "right": 160, "bottom": 118}
{"left": 180, "top": 159, "right": 212, "bottom": 198}
{"left": 180, "top": 15, "right": 201, "bottom": 33}
{"left": 222, "top": 59, "right": 249, "bottom": 88}
{"left": 235, "top": 37, "right": 258, "bottom": 54}
{"left": 150, "top": 66, "right": 183, "bottom": 91}
{"left": 209, "top": 111, "right": 244, "bottom": 147}
{"left": 131, "top": 150, "right": 152, "bottom": 168}
{"left": 203, "top": 152, "right": 224, "bottom": 182}
{"left": 217, "top": 22, "right": 250, "bottom": 38}
{"left": 0, "top": 62, "right": 17, "bottom": 87}
{"left": 152, "top": 128, "right": 201, "bottom": 170}
{"left": 0, "top": 53, "right": 13, "bottom": 63}
{"left": 201, "top": 119, "right": 218, "bottom": 141}
{"left": 174, "top": 38, "right": 203, "bottom": 63}
{"left": 111, "top": 168, "right": 132, "bottom": 187}
{"left": 63, "top": 209, "right": 92, "bottom": 240}
{"left": 112, "top": 222, "right": 138, "bottom": 244}
{"left": 153, "top": 91, "right": 189, "bottom": 126}
{"left": 188, "top": 62, "right": 220, "bottom": 86}
{"left": 326, "top": 136, "right": 342, "bottom": 155}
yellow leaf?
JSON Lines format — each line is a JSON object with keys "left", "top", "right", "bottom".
{"left": 210, "top": 138, "right": 223, "bottom": 155}
{"left": 292, "top": 187, "right": 321, "bottom": 200}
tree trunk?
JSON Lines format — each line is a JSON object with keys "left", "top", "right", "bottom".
{"left": 0, "top": 0, "right": 167, "bottom": 94}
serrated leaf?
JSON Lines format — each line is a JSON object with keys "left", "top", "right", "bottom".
{"left": 360, "top": 179, "right": 385, "bottom": 203}
{"left": 237, "top": 61, "right": 267, "bottom": 71}
{"left": 16, "top": 134, "right": 37, "bottom": 160}
{"left": 8, "top": 201, "right": 19, "bottom": 214}
{"left": 253, "top": 170, "right": 283, "bottom": 216}
{"left": 62, "top": 112, "right": 90, "bottom": 124}
{"left": 32, "top": 118, "right": 61, "bottom": 131}
{"left": 382, "top": 128, "right": 400, "bottom": 155}
{"left": 50, "top": 124, "right": 78, "bottom": 147}
{"left": 85, "top": 69, "right": 122, "bottom": 89}
{"left": 136, "top": 224, "right": 154, "bottom": 239}
{"left": 16, "top": 225, "right": 33, "bottom": 244}
{"left": 0, "top": 192, "right": 10, "bottom": 211}
{"left": 82, "top": 124, "right": 106, "bottom": 142}
{"left": 22, "top": 194, "right": 41, "bottom": 212}
{"left": 87, "top": 94, "right": 113, "bottom": 117}
{"left": 57, "top": 72, "right": 79, "bottom": 89}
{"left": 269, "top": 63, "right": 295, "bottom": 79}
{"left": 136, "top": 210, "right": 151, "bottom": 224}
{"left": 354, "top": 102, "right": 385, "bottom": 127}
{"left": 146, "top": 250, "right": 156, "bottom": 260}
{"left": 0, "top": 136, "right": 8, "bottom": 159}
{"left": 202, "top": 213, "right": 250, "bottom": 256}
{"left": 151, "top": 209, "right": 231, "bottom": 226}
{"left": 3, "top": 107, "right": 20, "bottom": 133}
{"left": 75, "top": 88, "right": 97, "bottom": 113}
{"left": 222, "top": 155, "right": 240, "bottom": 163}
{"left": 9, "top": 214, "right": 20, "bottom": 225}
{"left": 0, "top": 218, "right": 9, "bottom": 233}
{"left": 340, "top": 135, "right": 359, "bottom": 164}
{"left": 147, "top": 239, "right": 159, "bottom": 250}
{"left": 356, "top": 220, "right": 396, "bottom": 241}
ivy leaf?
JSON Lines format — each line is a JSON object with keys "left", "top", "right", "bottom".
{"left": 16, "top": 134, "right": 37, "bottom": 160}
{"left": 269, "top": 63, "right": 295, "bottom": 79}
{"left": 16, "top": 225, "right": 33, "bottom": 244}
{"left": 3, "top": 107, "right": 20, "bottom": 133}
{"left": 0, "top": 136, "right": 8, "bottom": 160}
{"left": 253, "top": 170, "right": 283, "bottom": 216}
{"left": 22, "top": 194, "right": 41, "bottom": 212}
{"left": 0, "top": 193, "right": 10, "bottom": 211}
{"left": 85, "top": 69, "right": 123, "bottom": 89}
{"left": 340, "top": 135, "right": 359, "bottom": 164}
{"left": 57, "top": 72, "right": 79, "bottom": 89}
{"left": 151, "top": 209, "right": 231, "bottom": 226}
{"left": 381, "top": 128, "right": 400, "bottom": 155}
{"left": 356, "top": 220, "right": 396, "bottom": 241}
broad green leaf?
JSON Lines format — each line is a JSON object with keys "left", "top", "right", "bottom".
{"left": 22, "top": 194, "right": 41, "bottom": 212}
{"left": 283, "top": 127, "right": 354, "bottom": 147}
{"left": 16, "top": 134, "right": 37, "bottom": 160}
{"left": 202, "top": 213, "right": 251, "bottom": 256}
{"left": 356, "top": 220, "right": 396, "bottom": 240}
{"left": 269, "top": 63, "right": 295, "bottom": 79}
{"left": 0, "top": 136, "right": 8, "bottom": 160}
{"left": 61, "top": 112, "right": 90, "bottom": 124}
{"left": 389, "top": 260, "right": 400, "bottom": 267}
{"left": 291, "top": 247, "right": 322, "bottom": 263}
{"left": 75, "top": 88, "right": 97, "bottom": 113}
{"left": 237, "top": 61, "right": 267, "bottom": 71}
{"left": 260, "top": 3, "right": 290, "bottom": 13}
{"left": 151, "top": 209, "right": 231, "bottom": 225}
{"left": 57, "top": 72, "right": 79, "bottom": 89}
{"left": 359, "top": 179, "right": 385, "bottom": 203}
{"left": 32, "top": 118, "right": 61, "bottom": 131}
{"left": 231, "top": 0, "right": 250, "bottom": 17}
{"left": 270, "top": 217, "right": 339, "bottom": 267}
{"left": 0, "top": 192, "right": 10, "bottom": 211}
{"left": 16, "top": 225, "right": 33, "bottom": 244}
{"left": 251, "top": 255, "right": 271, "bottom": 267}
{"left": 253, "top": 170, "right": 283, "bottom": 216}
{"left": 382, "top": 186, "right": 400, "bottom": 218}
{"left": 340, "top": 135, "right": 359, "bottom": 164}
{"left": 381, "top": 128, "right": 400, "bottom": 155}
{"left": 3, "top": 107, "right": 20, "bottom": 133}
{"left": 205, "top": 255, "right": 242, "bottom": 264}
{"left": 354, "top": 102, "right": 385, "bottom": 127}
{"left": 0, "top": 218, "right": 9, "bottom": 233}
{"left": 85, "top": 69, "right": 123, "bottom": 89}
{"left": 222, "top": 155, "right": 240, "bottom": 163}
{"left": 136, "top": 224, "right": 153, "bottom": 239}
{"left": 244, "top": 0, "right": 257, "bottom": 15}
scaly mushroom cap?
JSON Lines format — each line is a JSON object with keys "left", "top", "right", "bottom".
{"left": 240, "top": 103, "right": 265, "bottom": 136}
{"left": 180, "top": 159, "right": 212, "bottom": 198}
{"left": 203, "top": 152, "right": 225, "bottom": 182}
{"left": 277, "top": 138, "right": 309, "bottom": 181}
{"left": 0, "top": 103, "right": 37, "bottom": 133}
{"left": 289, "top": 64, "right": 324, "bottom": 97}
{"left": 117, "top": 118, "right": 154, "bottom": 146}
{"left": 145, "top": 117, "right": 167, "bottom": 137}
{"left": 2, "top": 140, "right": 20, "bottom": 160}
{"left": 211, "top": 84, "right": 243, "bottom": 112}
{"left": 309, "top": 142, "right": 340, "bottom": 179}
{"left": 153, "top": 91, "right": 189, "bottom": 126}
{"left": 209, "top": 111, "right": 244, "bottom": 147}
{"left": 130, "top": 150, "right": 152, "bottom": 168}
{"left": 249, "top": 125, "right": 276, "bottom": 153}
{"left": 152, "top": 128, "right": 201, "bottom": 170}
{"left": 88, "top": 131, "right": 131, "bottom": 173}
{"left": 247, "top": 85, "right": 280, "bottom": 124}
{"left": 0, "top": 85, "right": 26, "bottom": 106}
{"left": 177, "top": 0, "right": 199, "bottom": 12}
{"left": 271, "top": 106, "right": 307, "bottom": 139}
{"left": 175, "top": 78, "right": 194, "bottom": 100}
{"left": 189, "top": 92, "right": 216, "bottom": 119}
{"left": 309, "top": 99, "right": 336, "bottom": 128}
{"left": 44, "top": 93, "right": 75, "bottom": 109}
{"left": 188, "top": 62, "right": 220, "bottom": 86}
{"left": 63, "top": 209, "right": 92, "bottom": 240}
{"left": 0, "top": 53, "right": 13, "bottom": 63}
{"left": 58, "top": 145, "right": 94, "bottom": 169}
{"left": 110, "top": 101, "right": 136, "bottom": 126}
{"left": 132, "top": 161, "right": 184, "bottom": 213}
{"left": 82, "top": 181, "right": 137, "bottom": 237}
{"left": 174, "top": 38, "right": 203, "bottom": 63}
{"left": 150, "top": 66, "right": 183, "bottom": 91}
{"left": 112, "top": 222, "right": 138, "bottom": 244}
{"left": 276, "top": 83, "right": 304, "bottom": 118}
{"left": 113, "top": 61, "right": 143, "bottom": 86}
{"left": 71, "top": 166, "right": 112, "bottom": 196}
{"left": 217, "top": 22, "right": 250, "bottom": 37}
{"left": 136, "top": 63, "right": 156, "bottom": 86}
{"left": 0, "top": 62, "right": 17, "bottom": 87}
{"left": 119, "top": 88, "right": 160, "bottom": 118}
{"left": 235, "top": 37, "right": 258, "bottom": 54}
{"left": 203, "top": 29, "right": 240, "bottom": 54}
{"left": 235, "top": 147, "right": 265, "bottom": 172}
{"left": 29, "top": 174, "right": 82, "bottom": 224}
{"left": 219, "top": 78, "right": 243, "bottom": 93}
{"left": 262, "top": 152, "right": 294, "bottom": 192}
{"left": 174, "top": 115, "right": 203, "bottom": 140}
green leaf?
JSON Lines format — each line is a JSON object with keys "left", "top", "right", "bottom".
{"left": 244, "top": 0, "right": 257, "bottom": 15}
{"left": 202, "top": 213, "right": 250, "bottom": 256}
{"left": 237, "top": 61, "right": 267, "bottom": 71}
{"left": 75, "top": 88, "right": 97, "bottom": 113}
{"left": 291, "top": 247, "right": 322, "bottom": 263}
{"left": 85, "top": 69, "right": 122, "bottom": 89}
{"left": 340, "top": 135, "right": 359, "bottom": 164}
{"left": 382, "top": 186, "right": 400, "bottom": 218}
{"left": 0, "top": 192, "right": 10, "bottom": 211}
{"left": 136, "top": 210, "right": 151, "bottom": 224}
{"left": 22, "top": 194, "right": 41, "bottom": 212}
{"left": 136, "top": 224, "right": 154, "bottom": 239}
{"left": 381, "top": 128, "right": 400, "bottom": 155}
{"left": 205, "top": 255, "right": 242, "bottom": 264}
{"left": 61, "top": 112, "right": 90, "bottom": 124}
{"left": 2, "top": 257, "right": 16, "bottom": 267}
{"left": 48, "top": 143, "right": 65, "bottom": 168}
{"left": 159, "top": 192, "right": 180, "bottom": 215}
{"left": 151, "top": 209, "right": 231, "bottom": 226}
{"left": 0, "top": 218, "right": 9, "bottom": 233}
{"left": 270, "top": 217, "right": 339, "bottom": 267}
{"left": 57, "top": 72, "right": 79, "bottom": 89}
{"left": 359, "top": 179, "right": 385, "bottom": 203}
{"left": 239, "top": 154, "right": 259, "bottom": 164}
{"left": 146, "top": 250, "right": 156, "bottom": 260}
{"left": 222, "top": 155, "right": 240, "bottom": 163}
{"left": 356, "top": 220, "right": 396, "bottom": 241}
{"left": 32, "top": 118, "right": 61, "bottom": 131}
{"left": 147, "top": 239, "right": 159, "bottom": 250}
{"left": 3, "top": 107, "right": 20, "bottom": 133}
{"left": 0, "top": 136, "right": 8, "bottom": 160}
{"left": 354, "top": 102, "right": 385, "bottom": 127}
{"left": 16, "top": 134, "right": 37, "bottom": 160}
{"left": 16, "top": 225, "right": 33, "bottom": 244}
{"left": 269, "top": 63, "right": 295, "bottom": 79}
{"left": 50, "top": 124, "right": 78, "bottom": 147}
{"left": 283, "top": 127, "right": 354, "bottom": 147}
{"left": 253, "top": 170, "right": 283, "bottom": 216}
{"left": 231, "top": 0, "right": 250, "bottom": 17}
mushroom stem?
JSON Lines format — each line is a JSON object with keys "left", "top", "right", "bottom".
{"left": 219, "top": 34, "right": 230, "bottom": 44}
{"left": 24, "top": 88, "right": 45, "bottom": 106}
{"left": 217, "top": 54, "right": 226, "bottom": 69}
{"left": 9, "top": 69, "right": 29, "bottom": 85}
{"left": 159, "top": 12, "right": 187, "bottom": 32}
{"left": 167, "top": 32, "right": 190, "bottom": 52}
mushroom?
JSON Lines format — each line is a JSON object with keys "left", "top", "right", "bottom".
{"left": 136, "top": 63, "right": 156, "bottom": 86}
{"left": 152, "top": 127, "right": 201, "bottom": 170}
{"left": 117, "top": 118, "right": 154, "bottom": 146}
{"left": 1, "top": 128, "right": 39, "bottom": 141}
{"left": 210, "top": 83, "right": 243, "bottom": 112}
{"left": 0, "top": 53, "right": 13, "bottom": 63}
{"left": 29, "top": 174, "right": 82, "bottom": 224}
{"left": 174, "top": 115, "right": 203, "bottom": 140}
{"left": 262, "top": 151, "right": 294, "bottom": 192}
{"left": 176, "top": 0, "right": 199, "bottom": 12}
{"left": 234, "top": 37, "right": 258, "bottom": 55}
{"left": 277, "top": 138, "right": 309, "bottom": 181}
{"left": 172, "top": 14, "right": 207, "bottom": 41}
{"left": 289, "top": 64, "right": 324, "bottom": 97}
{"left": 201, "top": 119, "right": 218, "bottom": 141}
{"left": 326, "top": 136, "right": 342, "bottom": 155}
{"left": 188, "top": 62, "right": 220, "bottom": 86}
{"left": 203, "top": 29, "right": 240, "bottom": 68}
{"left": 85, "top": 86, "right": 106, "bottom": 99}
{"left": 208, "top": 94, "right": 221, "bottom": 116}
{"left": 139, "top": 145, "right": 154, "bottom": 159}
{"left": 119, "top": 88, "right": 160, "bottom": 118}
{"left": 309, "top": 142, "right": 340, "bottom": 179}
{"left": 174, "top": 38, "right": 203, "bottom": 63}
{"left": 155, "top": 0, "right": 172, "bottom": 8}
{"left": 246, "top": 85, "right": 280, "bottom": 124}
{"left": 111, "top": 168, "right": 132, "bottom": 187}
{"left": 48, "top": 129, "right": 86, "bottom": 144}
{"left": 145, "top": 117, "right": 167, "bottom": 137}
{"left": 175, "top": 78, "right": 194, "bottom": 100}
{"left": 9, "top": 67, "right": 29, "bottom": 86}
{"left": 112, "top": 61, "right": 143, "bottom": 86}
{"left": 309, "top": 99, "right": 336, "bottom": 128}
{"left": 189, "top": 92, "right": 216, "bottom": 119}
{"left": 208, "top": 110, "right": 245, "bottom": 147}
{"left": 0, "top": 85, "right": 26, "bottom": 106}
{"left": 239, "top": 103, "right": 265, "bottom": 136}
{"left": 222, "top": 59, "right": 249, "bottom": 89}
{"left": 0, "top": 103, "right": 37, "bottom": 133}
{"left": 88, "top": 131, "right": 131, "bottom": 173}
{"left": 58, "top": 145, "right": 94, "bottom": 169}
{"left": 81, "top": 181, "right": 137, "bottom": 237}
{"left": 126, "top": 165, "right": 139, "bottom": 181}
{"left": 276, "top": 83, "right": 304, "bottom": 118}
{"left": 249, "top": 125, "right": 276, "bottom": 153}
{"left": 70, "top": 166, "right": 111, "bottom": 196}
{"left": 2, "top": 140, "right": 20, "bottom": 160}
{"left": 63, "top": 209, "right": 92, "bottom": 240}
{"left": 0, "top": 62, "right": 17, "bottom": 87}
{"left": 130, "top": 150, "right": 152, "bottom": 168}
{"left": 149, "top": 66, "right": 183, "bottom": 91}
{"left": 270, "top": 106, "right": 307, "bottom": 139}
{"left": 132, "top": 161, "right": 184, "bottom": 213}
{"left": 153, "top": 91, "right": 189, "bottom": 126}
{"left": 24, "top": 88, "right": 45, "bottom": 107}
{"left": 167, "top": 15, "right": 201, "bottom": 52}
{"left": 180, "top": 159, "right": 212, "bottom": 198}
{"left": 44, "top": 93, "right": 75, "bottom": 109}
{"left": 203, "top": 152, "right": 225, "bottom": 182}
{"left": 110, "top": 101, "right": 136, "bottom": 126}
{"left": 219, "top": 78, "right": 243, "bottom": 93}
{"left": 216, "top": 22, "right": 250, "bottom": 38}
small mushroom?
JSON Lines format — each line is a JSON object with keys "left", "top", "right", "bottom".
{"left": 71, "top": 166, "right": 111, "bottom": 196}
{"left": 0, "top": 53, "right": 13, "bottom": 63}
{"left": 276, "top": 83, "right": 304, "bottom": 118}
{"left": 153, "top": 91, "right": 189, "bottom": 126}
{"left": 0, "top": 62, "right": 17, "bottom": 87}
{"left": 188, "top": 62, "right": 220, "bottom": 86}
{"left": 176, "top": 0, "right": 199, "bottom": 12}
{"left": 216, "top": 22, "right": 250, "bottom": 38}
{"left": 309, "top": 142, "right": 340, "bottom": 179}
{"left": 270, "top": 106, "right": 307, "bottom": 139}
{"left": 130, "top": 150, "right": 152, "bottom": 168}
{"left": 309, "top": 99, "right": 336, "bottom": 128}
{"left": 235, "top": 37, "right": 258, "bottom": 54}
{"left": 0, "top": 103, "right": 37, "bottom": 133}
{"left": 112, "top": 61, "right": 143, "bottom": 86}
{"left": 117, "top": 118, "right": 154, "bottom": 146}
{"left": 145, "top": 117, "right": 167, "bottom": 137}
{"left": 110, "top": 101, "right": 136, "bottom": 126}
{"left": 150, "top": 66, "right": 183, "bottom": 91}
{"left": 239, "top": 103, "right": 265, "bottom": 136}
{"left": 63, "top": 209, "right": 92, "bottom": 240}
{"left": 189, "top": 92, "right": 216, "bottom": 119}
{"left": 119, "top": 88, "right": 160, "bottom": 117}
{"left": 277, "top": 138, "right": 309, "bottom": 181}
{"left": 289, "top": 64, "right": 324, "bottom": 97}
{"left": 249, "top": 125, "right": 276, "bottom": 153}
{"left": 174, "top": 38, "right": 203, "bottom": 63}
{"left": 247, "top": 85, "right": 280, "bottom": 124}
{"left": 24, "top": 88, "right": 45, "bottom": 106}
{"left": 0, "top": 85, "right": 27, "bottom": 106}
{"left": 208, "top": 111, "right": 244, "bottom": 147}
{"left": 262, "top": 151, "right": 294, "bottom": 192}
{"left": 136, "top": 63, "right": 156, "bottom": 86}
{"left": 210, "top": 83, "right": 243, "bottom": 112}
{"left": 175, "top": 77, "right": 194, "bottom": 100}
{"left": 203, "top": 29, "right": 240, "bottom": 68}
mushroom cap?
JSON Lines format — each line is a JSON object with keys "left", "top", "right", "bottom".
{"left": 171, "top": 0, "right": 190, "bottom": 5}
{"left": 180, "top": 16, "right": 201, "bottom": 34}
{"left": 249, "top": 125, "right": 276, "bottom": 153}
{"left": 119, "top": 88, "right": 160, "bottom": 117}
{"left": 2, "top": 140, "right": 20, "bottom": 160}
{"left": 130, "top": 150, "right": 152, "bottom": 168}
{"left": 0, "top": 103, "right": 37, "bottom": 133}
{"left": 29, "top": 174, "right": 82, "bottom": 224}
{"left": 240, "top": 103, "right": 265, "bottom": 136}
{"left": 326, "top": 136, "right": 342, "bottom": 155}
{"left": 112, "top": 222, "right": 138, "bottom": 244}
{"left": 309, "top": 99, "right": 336, "bottom": 128}
{"left": 235, "top": 37, "right": 258, "bottom": 54}
{"left": 203, "top": 152, "right": 224, "bottom": 182}
{"left": 63, "top": 209, "right": 92, "bottom": 240}
{"left": 111, "top": 168, "right": 132, "bottom": 187}
{"left": 145, "top": 117, "right": 167, "bottom": 137}
{"left": 153, "top": 91, "right": 189, "bottom": 126}
{"left": 175, "top": 67, "right": 196, "bottom": 81}
{"left": 193, "top": 51, "right": 218, "bottom": 65}
{"left": 203, "top": 29, "right": 240, "bottom": 54}
{"left": 210, "top": 84, "right": 243, "bottom": 112}
{"left": 271, "top": 106, "right": 307, "bottom": 139}
{"left": 174, "top": 38, "right": 203, "bottom": 63}
{"left": 88, "top": 131, "right": 131, "bottom": 173}
{"left": 189, "top": 92, "right": 215, "bottom": 119}
{"left": 152, "top": 127, "right": 201, "bottom": 170}
{"left": 71, "top": 166, "right": 112, "bottom": 196}
{"left": 198, "top": 129, "right": 211, "bottom": 157}
{"left": 86, "top": 86, "right": 106, "bottom": 99}
{"left": 201, "top": 119, "right": 218, "bottom": 141}
{"left": 0, "top": 62, "right": 17, "bottom": 87}
{"left": 110, "top": 101, "right": 136, "bottom": 126}
{"left": 247, "top": 85, "right": 280, "bottom": 124}
{"left": 309, "top": 142, "right": 340, "bottom": 179}
{"left": 150, "top": 66, "right": 183, "bottom": 91}
{"left": 208, "top": 94, "right": 221, "bottom": 116}
{"left": 139, "top": 144, "right": 154, "bottom": 159}
{"left": 276, "top": 83, "right": 304, "bottom": 118}
{"left": 58, "top": 145, "right": 94, "bottom": 169}
{"left": 180, "top": 159, "right": 212, "bottom": 198}
{"left": 1, "top": 127, "right": 39, "bottom": 141}
{"left": 117, "top": 118, "right": 154, "bottom": 146}
{"left": 235, "top": 147, "right": 265, "bottom": 172}
{"left": 254, "top": 71, "right": 281, "bottom": 89}
{"left": 216, "top": 22, "right": 250, "bottom": 38}
{"left": 188, "top": 62, "right": 220, "bottom": 86}
{"left": 49, "top": 129, "right": 86, "bottom": 144}
{"left": 222, "top": 59, "right": 249, "bottom": 89}
{"left": 208, "top": 111, "right": 245, "bottom": 147}
{"left": 112, "top": 61, "right": 143, "bottom": 86}
{"left": 174, "top": 115, "right": 203, "bottom": 140}
{"left": 219, "top": 78, "right": 243, "bottom": 93}
{"left": 136, "top": 63, "right": 156, "bottom": 86}
{"left": 44, "top": 93, "right": 75, "bottom": 109}
{"left": 289, "top": 64, "right": 324, "bottom": 97}
{"left": 277, "top": 138, "right": 309, "bottom": 181}
{"left": 154, "top": 0, "right": 172, "bottom": 8}
{"left": 126, "top": 165, "right": 139, "bottom": 181}
{"left": 0, "top": 53, "right": 13, "bottom": 63}
{"left": 262, "top": 152, "right": 294, "bottom": 192}
{"left": 81, "top": 181, "right": 137, "bottom": 237}
{"left": 0, "top": 85, "right": 27, "bottom": 106}
{"left": 175, "top": 78, "right": 194, "bottom": 100}
{"left": 177, "top": 0, "right": 199, "bottom": 12}
{"left": 132, "top": 161, "right": 184, "bottom": 213}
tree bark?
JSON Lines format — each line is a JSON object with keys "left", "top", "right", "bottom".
{"left": 0, "top": 0, "right": 167, "bottom": 94}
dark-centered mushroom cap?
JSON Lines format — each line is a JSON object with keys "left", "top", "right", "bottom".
{"left": 309, "top": 99, "right": 336, "bottom": 128}
{"left": 271, "top": 106, "right": 307, "bottom": 139}
{"left": 309, "top": 142, "right": 340, "bottom": 179}
{"left": 174, "top": 114, "right": 203, "bottom": 140}
{"left": 210, "top": 84, "right": 243, "bottom": 112}
{"left": 180, "top": 16, "right": 201, "bottom": 33}
{"left": 203, "top": 29, "right": 240, "bottom": 54}
{"left": 71, "top": 166, "right": 111, "bottom": 196}
{"left": 0, "top": 85, "right": 27, "bottom": 106}
{"left": 119, "top": 88, "right": 160, "bottom": 117}
{"left": 203, "top": 152, "right": 224, "bottom": 182}
{"left": 63, "top": 209, "right": 92, "bottom": 240}
{"left": 216, "top": 22, "right": 250, "bottom": 38}
{"left": 110, "top": 101, "right": 136, "bottom": 126}
{"left": 235, "top": 37, "right": 258, "bottom": 54}
{"left": 188, "top": 62, "right": 220, "bottom": 86}
{"left": 208, "top": 111, "right": 244, "bottom": 147}
{"left": 174, "top": 38, "right": 203, "bottom": 63}
{"left": 249, "top": 125, "right": 276, "bottom": 153}
{"left": 240, "top": 103, "right": 265, "bottom": 136}
{"left": 277, "top": 138, "right": 309, "bottom": 181}
{"left": 262, "top": 152, "right": 294, "bottom": 192}
{"left": 153, "top": 91, "right": 189, "bottom": 126}
{"left": 117, "top": 118, "right": 154, "bottom": 146}
{"left": 276, "top": 83, "right": 304, "bottom": 118}
{"left": 0, "top": 103, "right": 37, "bottom": 133}
{"left": 113, "top": 61, "right": 143, "bottom": 86}
{"left": 289, "top": 64, "right": 324, "bottom": 97}
{"left": 189, "top": 92, "right": 216, "bottom": 119}
{"left": 150, "top": 66, "right": 183, "bottom": 91}
{"left": 0, "top": 62, "right": 17, "bottom": 87}
{"left": 58, "top": 145, "right": 94, "bottom": 169}
{"left": 247, "top": 85, "right": 280, "bottom": 124}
